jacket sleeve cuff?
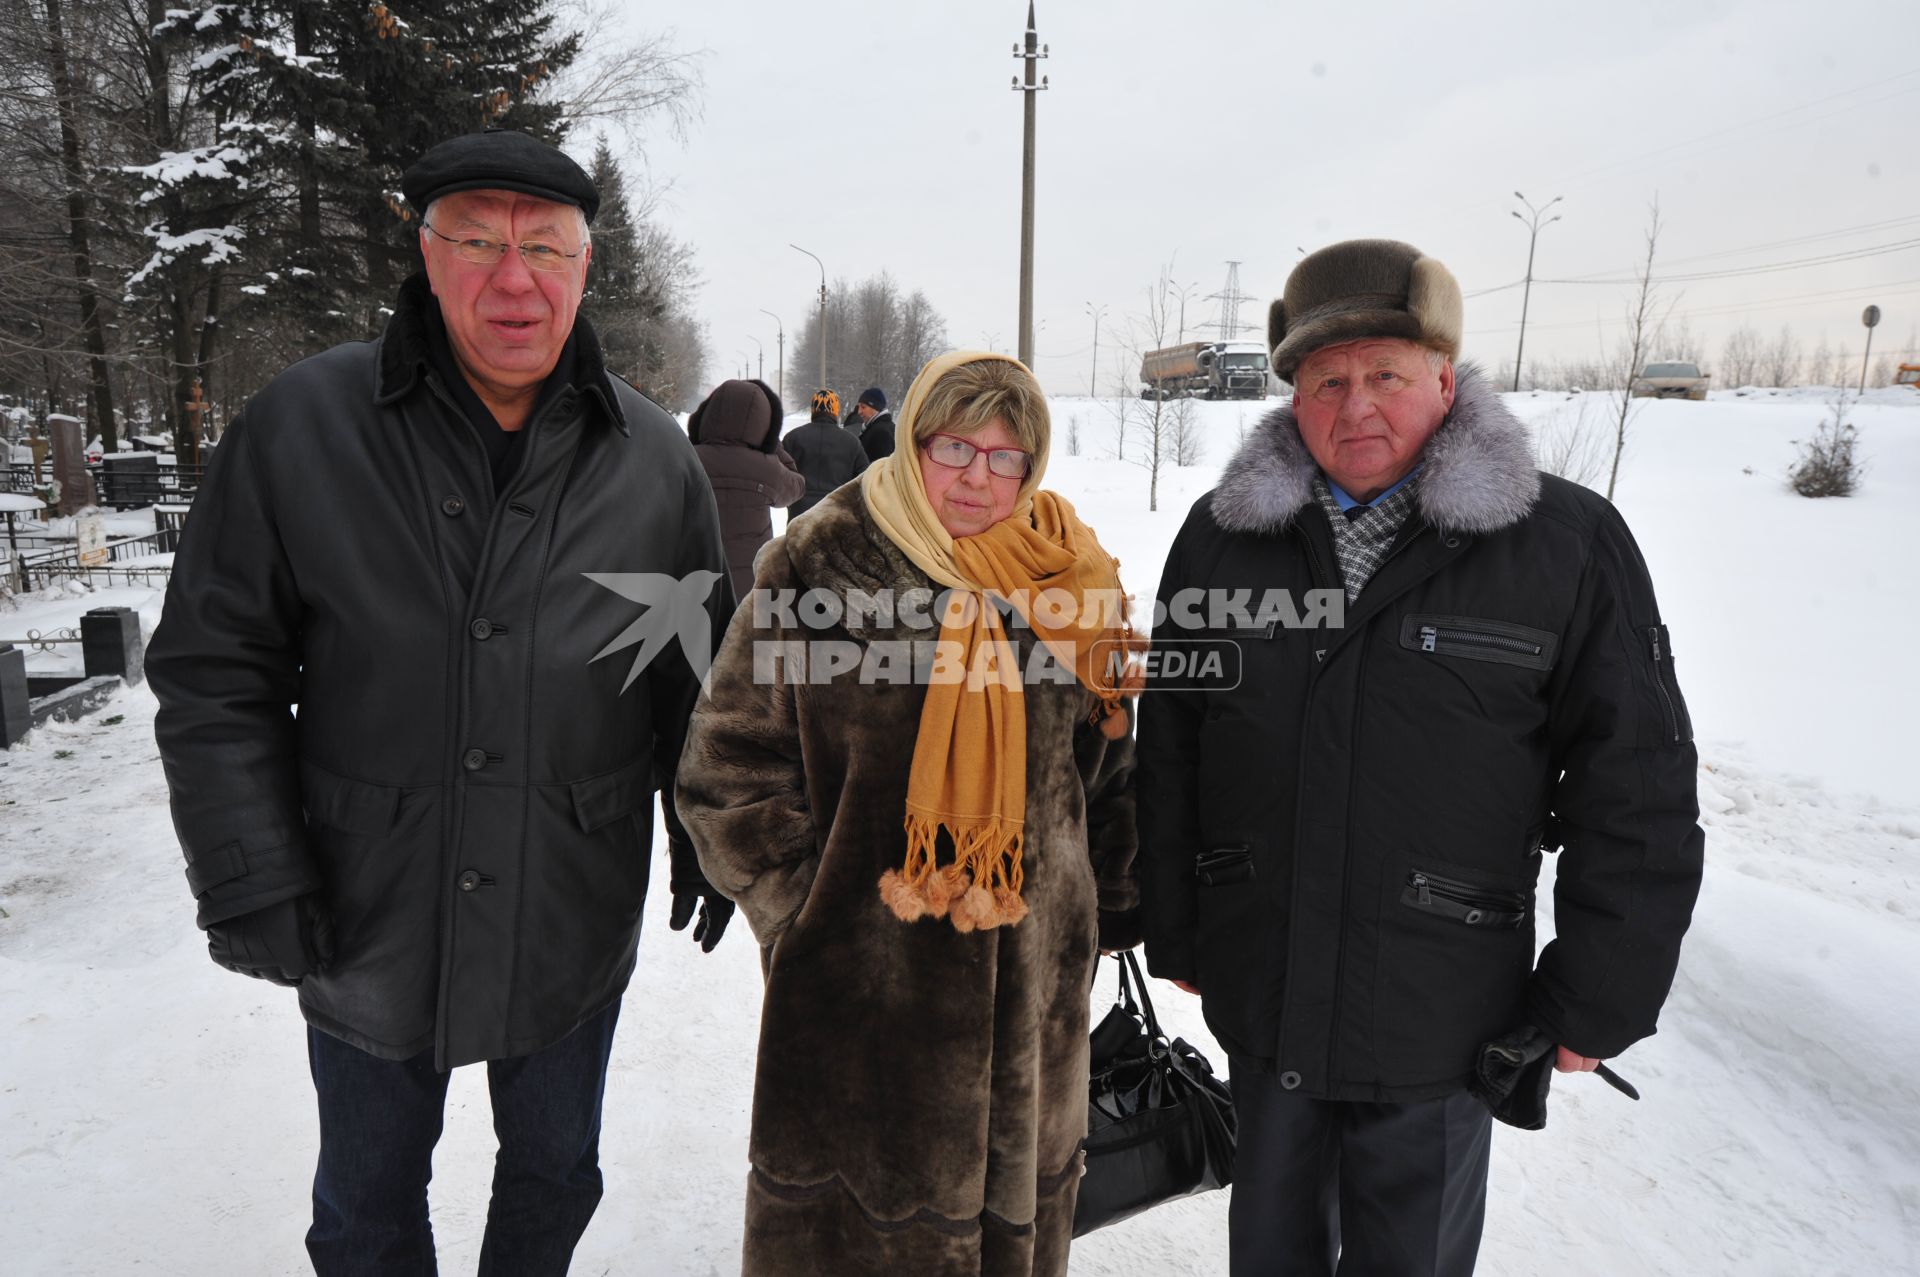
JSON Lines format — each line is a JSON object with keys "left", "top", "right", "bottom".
{"left": 1143, "top": 939, "right": 1197, "bottom": 985}
{"left": 190, "top": 842, "right": 325, "bottom": 929}
{"left": 1097, "top": 907, "right": 1143, "bottom": 953}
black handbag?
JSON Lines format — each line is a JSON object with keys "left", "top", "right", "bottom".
{"left": 1071, "top": 950, "right": 1236, "bottom": 1237}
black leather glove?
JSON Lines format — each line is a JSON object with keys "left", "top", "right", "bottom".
{"left": 667, "top": 838, "right": 734, "bottom": 953}
{"left": 1469, "top": 1024, "right": 1556, "bottom": 1130}
{"left": 206, "top": 894, "right": 335, "bottom": 987}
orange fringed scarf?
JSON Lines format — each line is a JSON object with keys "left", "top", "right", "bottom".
{"left": 862, "top": 351, "right": 1140, "bottom": 933}
{"left": 876, "top": 491, "right": 1137, "bottom": 931}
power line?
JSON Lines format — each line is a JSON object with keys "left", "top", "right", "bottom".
{"left": 1464, "top": 280, "right": 1920, "bottom": 338}
{"left": 1533, "top": 237, "right": 1920, "bottom": 287}
{"left": 1555, "top": 213, "right": 1920, "bottom": 279}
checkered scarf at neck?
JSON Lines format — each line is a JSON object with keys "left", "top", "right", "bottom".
{"left": 1312, "top": 472, "right": 1420, "bottom": 603}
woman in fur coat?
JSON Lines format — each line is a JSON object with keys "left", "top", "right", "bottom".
{"left": 676, "top": 351, "right": 1142, "bottom": 1277}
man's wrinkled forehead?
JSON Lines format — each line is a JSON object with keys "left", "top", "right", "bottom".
{"left": 1297, "top": 337, "right": 1429, "bottom": 380}
{"left": 432, "top": 188, "right": 579, "bottom": 239}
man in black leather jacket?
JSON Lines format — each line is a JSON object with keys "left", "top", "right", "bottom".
{"left": 147, "top": 130, "right": 733, "bottom": 1275}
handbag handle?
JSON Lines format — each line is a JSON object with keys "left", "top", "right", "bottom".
{"left": 1116, "top": 950, "right": 1168, "bottom": 1045}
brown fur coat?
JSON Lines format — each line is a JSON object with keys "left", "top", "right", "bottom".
{"left": 676, "top": 483, "right": 1140, "bottom": 1277}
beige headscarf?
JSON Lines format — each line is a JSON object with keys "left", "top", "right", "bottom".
{"left": 861, "top": 351, "right": 1137, "bottom": 932}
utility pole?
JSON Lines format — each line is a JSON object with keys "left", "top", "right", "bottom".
{"left": 791, "top": 243, "right": 827, "bottom": 389}
{"left": 1511, "top": 191, "right": 1562, "bottom": 391}
{"left": 1084, "top": 301, "right": 1106, "bottom": 397}
{"left": 1205, "top": 262, "right": 1249, "bottom": 340}
{"left": 748, "top": 335, "right": 764, "bottom": 383}
{"left": 759, "top": 308, "right": 784, "bottom": 405}
{"left": 1011, "top": 3, "right": 1048, "bottom": 367}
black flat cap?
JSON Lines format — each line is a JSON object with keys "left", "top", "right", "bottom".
{"left": 402, "top": 129, "right": 600, "bottom": 223}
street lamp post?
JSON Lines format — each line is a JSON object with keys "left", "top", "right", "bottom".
{"left": 758, "top": 308, "right": 785, "bottom": 404}
{"left": 748, "top": 335, "right": 764, "bottom": 383}
{"left": 1510, "top": 191, "right": 1562, "bottom": 392}
{"left": 791, "top": 244, "right": 827, "bottom": 390}
{"left": 1084, "top": 301, "right": 1107, "bottom": 397}
{"left": 1170, "top": 279, "right": 1202, "bottom": 344}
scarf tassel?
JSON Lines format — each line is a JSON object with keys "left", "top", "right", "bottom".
{"left": 879, "top": 814, "right": 1029, "bottom": 931}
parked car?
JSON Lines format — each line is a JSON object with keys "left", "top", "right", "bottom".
{"left": 1894, "top": 363, "right": 1920, "bottom": 391}
{"left": 1631, "top": 361, "right": 1711, "bottom": 400}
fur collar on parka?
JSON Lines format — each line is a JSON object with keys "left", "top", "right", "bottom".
{"left": 1210, "top": 363, "right": 1538, "bottom": 537}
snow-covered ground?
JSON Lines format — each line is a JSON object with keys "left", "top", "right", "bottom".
{"left": 3, "top": 390, "right": 1917, "bottom": 1273}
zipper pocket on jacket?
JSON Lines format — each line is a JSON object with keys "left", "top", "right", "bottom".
{"left": 1194, "top": 845, "right": 1254, "bottom": 886}
{"left": 1646, "top": 624, "right": 1694, "bottom": 744}
{"left": 1401, "top": 869, "right": 1529, "bottom": 929}
{"left": 1400, "top": 614, "right": 1557, "bottom": 671}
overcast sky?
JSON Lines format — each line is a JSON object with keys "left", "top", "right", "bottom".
{"left": 605, "top": 0, "right": 1917, "bottom": 397}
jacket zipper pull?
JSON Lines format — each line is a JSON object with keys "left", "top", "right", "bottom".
{"left": 1412, "top": 872, "right": 1431, "bottom": 905}
{"left": 1420, "top": 625, "right": 1438, "bottom": 653}
{"left": 1648, "top": 626, "right": 1663, "bottom": 662}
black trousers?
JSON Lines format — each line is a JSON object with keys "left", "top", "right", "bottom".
{"left": 1228, "top": 1057, "right": 1493, "bottom": 1277}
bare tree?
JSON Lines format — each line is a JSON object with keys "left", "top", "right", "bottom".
{"left": 1652, "top": 315, "right": 1704, "bottom": 367}
{"left": 551, "top": 1, "right": 704, "bottom": 141}
{"left": 1104, "top": 260, "right": 1184, "bottom": 510}
{"left": 1533, "top": 396, "right": 1609, "bottom": 489}
{"left": 1168, "top": 396, "right": 1204, "bottom": 466}
{"left": 1760, "top": 325, "right": 1802, "bottom": 389}
{"left": 1605, "top": 200, "right": 1666, "bottom": 502}
{"left": 1805, "top": 336, "right": 1836, "bottom": 387}
{"left": 1719, "top": 325, "right": 1764, "bottom": 388}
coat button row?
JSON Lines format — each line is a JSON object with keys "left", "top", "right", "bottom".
{"left": 1279, "top": 1070, "right": 1303, "bottom": 1091}
{"left": 462, "top": 748, "right": 488, "bottom": 771}
{"left": 442, "top": 496, "right": 465, "bottom": 517}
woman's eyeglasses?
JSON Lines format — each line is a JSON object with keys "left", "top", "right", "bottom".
{"left": 921, "top": 432, "right": 1033, "bottom": 479}
{"left": 423, "top": 223, "right": 584, "bottom": 273}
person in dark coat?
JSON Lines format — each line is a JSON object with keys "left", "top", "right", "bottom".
{"left": 783, "top": 388, "right": 869, "bottom": 517}
{"left": 854, "top": 385, "right": 897, "bottom": 462}
{"left": 688, "top": 377, "right": 806, "bottom": 601}
{"left": 145, "top": 130, "right": 734, "bottom": 1275}
{"left": 1137, "top": 238, "right": 1704, "bottom": 1277}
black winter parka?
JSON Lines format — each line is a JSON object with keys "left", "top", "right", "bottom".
{"left": 782, "top": 412, "right": 869, "bottom": 517}
{"left": 148, "top": 276, "right": 730, "bottom": 1069}
{"left": 1136, "top": 369, "right": 1703, "bottom": 1103}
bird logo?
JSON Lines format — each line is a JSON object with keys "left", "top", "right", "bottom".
{"left": 584, "top": 571, "right": 724, "bottom": 690}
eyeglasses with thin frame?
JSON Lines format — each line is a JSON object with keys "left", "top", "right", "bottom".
{"left": 921, "top": 432, "right": 1033, "bottom": 480}
{"left": 422, "top": 222, "right": 584, "bottom": 273}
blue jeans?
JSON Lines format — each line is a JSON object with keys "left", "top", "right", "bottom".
{"left": 305, "top": 1000, "right": 622, "bottom": 1276}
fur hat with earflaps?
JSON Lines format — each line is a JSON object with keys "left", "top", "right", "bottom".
{"left": 1268, "top": 239, "right": 1464, "bottom": 383}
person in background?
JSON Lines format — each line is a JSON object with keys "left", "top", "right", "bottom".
{"left": 688, "top": 377, "right": 805, "bottom": 602}
{"left": 782, "top": 387, "right": 868, "bottom": 518}
{"left": 854, "top": 386, "right": 897, "bottom": 462}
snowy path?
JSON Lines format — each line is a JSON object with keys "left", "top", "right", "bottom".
{"left": 6, "top": 391, "right": 1920, "bottom": 1272}
{"left": 3, "top": 685, "right": 1916, "bottom": 1274}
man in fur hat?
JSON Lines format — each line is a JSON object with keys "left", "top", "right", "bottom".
{"left": 1137, "top": 239, "right": 1703, "bottom": 1275}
